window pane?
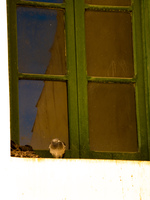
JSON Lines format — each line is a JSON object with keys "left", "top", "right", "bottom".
{"left": 85, "top": 0, "right": 131, "bottom": 6}
{"left": 17, "top": 7, "right": 66, "bottom": 75}
{"left": 22, "top": 0, "right": 64, "bottom": 3}
{"left": 85, "top": 11, "right": 134, "bottom": 77}
{"left": 19, "top": 80, "right": 69, "bottom": 150}
{"left": 88, "top": 83, "right": 138, "bottom": 152}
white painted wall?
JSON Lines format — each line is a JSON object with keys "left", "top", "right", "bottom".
{"left": 5, "top": 158, "right": 150, "bottom": 200}
{"left": 1, "top": 1, "right": 150, "bottom": 200}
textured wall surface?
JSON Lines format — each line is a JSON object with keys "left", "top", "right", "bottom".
{"left": 2, "top": 158, "right": 150, "bottom": 200}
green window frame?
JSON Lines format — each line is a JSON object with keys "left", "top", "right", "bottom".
{"left": 7, "top": 0, "right": 150, "bottom": 160}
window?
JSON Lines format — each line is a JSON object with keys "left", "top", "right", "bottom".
{"left": 7, "top": 0, "right": 149, "bottom": 160}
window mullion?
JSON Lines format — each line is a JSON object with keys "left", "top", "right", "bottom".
{"left": 74, "top": 0, "right": 90, "bottom": 158}
{"left": 65, "top": 0, "right": 80, "bottom": 158}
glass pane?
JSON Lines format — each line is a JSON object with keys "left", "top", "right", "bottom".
{"left": 17, "top": 7, "right": 66, "bottom": 75}
{"left": 85, "top": 11, "right": 134, "bottom": 77}
{"left": 19, "top": 80, "right": 69, "bottom": 150}
{"left": 22, "top": 0, "right": 64, "bottom": 3}
{"left": 85, "top": 0, "right": 131, "bottom": 6}
{"left": 88, "top": 83, "right": 138, "bottom": 152}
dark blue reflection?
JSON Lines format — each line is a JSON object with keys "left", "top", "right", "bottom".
{"left": 19, "top": 80, "right": 44, "bottom": 145}
{"left": 17, "top": 7, "right": 57, "bottom": 74}
{"left": 23, "top": 0, "right": 63, "bottom": 2}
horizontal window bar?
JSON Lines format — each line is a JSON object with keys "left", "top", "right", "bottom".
{"left": 85, "top": 4, "right": 132, "bottom": 12}
{"left": 90, "top": 151, "right": 141, "bottom": 160}
{"left": 16, "top": 1, "right": 65, "bottom": 9}
{"left": 18, "top": 72, "right": 68, "bottom": 81}
{"left": 87, "top": 76, "right": 136, "bottom": 83}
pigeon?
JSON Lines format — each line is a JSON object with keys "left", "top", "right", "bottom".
{"left": 49, "top": 138, "right": 66, "bottom": 158}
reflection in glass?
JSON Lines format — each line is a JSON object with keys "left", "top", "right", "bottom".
{"left": 85, "top": 11, "right": 134, "bottom": 77}
{"left": 17, "top": 7, "right": 66, "bottom": 75}
{"left": 22, "top": 0, "right": 64, "bottom": 3}
{"left": 85, "top": 0, "right": 131, "bottom": 6}
{"left": 88, "top": 83, "right": 138, "bottom": 152}
{"left": 19, "top": 80, "right": 69, "bottom": 150}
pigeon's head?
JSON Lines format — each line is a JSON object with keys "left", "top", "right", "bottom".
{"left": 49, "top": 138, "right": 64, "bottom": 149}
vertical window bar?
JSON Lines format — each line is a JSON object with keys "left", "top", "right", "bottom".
{"left": 74, "top": 0, "right": 90, "bottom": 158}
{"left": 7, "top": 0, "right": 20, "bottom": 144}
{"left": 65, "top": 0, "right": 79, "bottom": 158}
{"left": 132, "top": 0, "right": 149, "bottom": 159}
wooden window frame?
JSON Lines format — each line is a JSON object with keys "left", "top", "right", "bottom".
{"left": 7, "top": 0, "right": 150, "bottom": 160}
{"left": 7, "top": 0, "right": 79, "bottom": 158}
{"left": 75, "top": 0, "right": 149, "bottom": 160}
